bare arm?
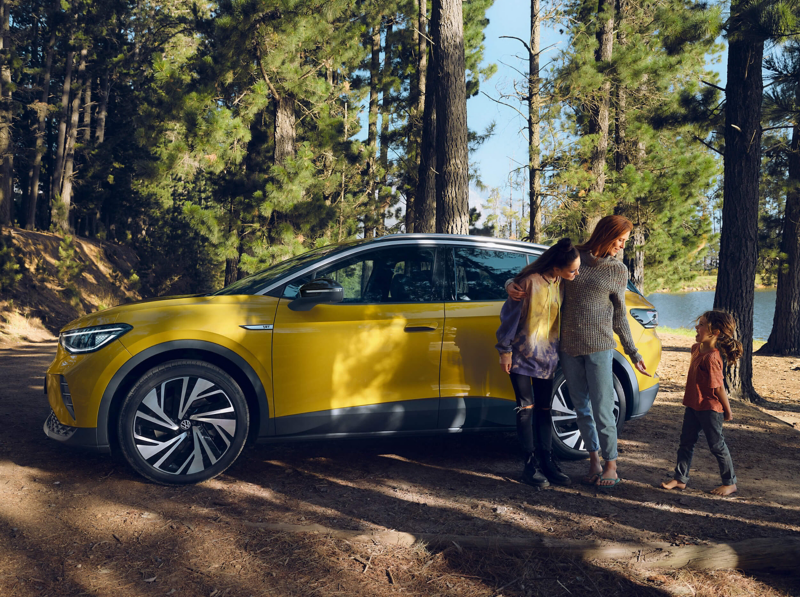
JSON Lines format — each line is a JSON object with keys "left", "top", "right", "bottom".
{"left": 715, "top": 385, "right": 733, "bottom": 421}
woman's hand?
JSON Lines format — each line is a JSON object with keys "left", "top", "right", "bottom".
{"left": 500, "top": 353, "right": 512, "bottom": 374}
{"left": 634, "top": 360, "right": 651, "bottom": 376}
{"left": 507, "top": 282, "right": 526, "bottom": 301}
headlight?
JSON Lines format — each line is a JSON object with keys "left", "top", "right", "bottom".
{"left": 59, "top": 324, "right": 132, "bottom": 354}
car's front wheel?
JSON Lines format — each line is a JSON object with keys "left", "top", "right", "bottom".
{"left": 118, "top": 360, "right": 249, "bottom": 485}
{"left": 550, "top": 370, "right": 626, "bottom": 460}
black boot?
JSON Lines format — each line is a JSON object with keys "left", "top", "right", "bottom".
{"left": 522, "top": 454, "right": 550, "bottom": 489}
{"left": 539, "top": 450, "right": 572, "bottom": 486}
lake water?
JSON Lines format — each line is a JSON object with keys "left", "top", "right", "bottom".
{"left": 644, "top": 289, "right": 777, "bottom": 341}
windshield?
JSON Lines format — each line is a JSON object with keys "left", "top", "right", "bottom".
{"left": 213, "top": 241, "right": 359, "bottom": 295}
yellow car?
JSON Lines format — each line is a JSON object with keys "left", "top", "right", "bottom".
{"left": 44, "top": 234, "right": 661, "bottom": 484}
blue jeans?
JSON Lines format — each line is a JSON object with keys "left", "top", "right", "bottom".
{"left": 674, "top": 407, "right": 737, "bottom": 486}
{"left": 559, "top": 349, "right": 618, "bottom": 461}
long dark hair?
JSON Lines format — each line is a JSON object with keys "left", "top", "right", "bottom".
{"left": 514, "top": 238, "right": 579, "bottom": 283}
{"left": 699, "top": 310, "right": 743, "bottom": 363}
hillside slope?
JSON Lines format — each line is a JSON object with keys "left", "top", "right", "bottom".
{"left": 0, "top": 226, "right": 141, "bottom": 344}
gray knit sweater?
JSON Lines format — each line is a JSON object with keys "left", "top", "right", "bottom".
{"left": 559, "top": 250, "right": 642, "bottom": 362}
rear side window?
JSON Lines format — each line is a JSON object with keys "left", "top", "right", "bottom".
{"left": 453, "top": 247, "right": 529, "bottom": 301}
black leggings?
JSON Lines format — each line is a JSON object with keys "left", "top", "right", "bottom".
{"left": 509, "top": 373, "right": 554, "bottom": 458}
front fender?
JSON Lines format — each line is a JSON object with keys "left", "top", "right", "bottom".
{"left": 96, "top": 340, "right": 273, "bottom": 449}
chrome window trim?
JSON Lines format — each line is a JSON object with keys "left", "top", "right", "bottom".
{"left": 256, "top": 237, "right": 547, "bottom": 296}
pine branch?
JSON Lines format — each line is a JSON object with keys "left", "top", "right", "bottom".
{"left": 480, "top": 91, "right": 527, "bottom": 121}
{"left": 694, "top": 135, "right": 723, "bottom": 156}
{"left": 256, "top": 50, "right": 281, "bottom": 101}
{"left": 701, "top": 80, "right": 726, "bottom": 93}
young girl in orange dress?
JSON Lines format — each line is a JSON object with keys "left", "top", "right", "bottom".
{"left": 662, "top": 310, "right": 743, "bottom": 496}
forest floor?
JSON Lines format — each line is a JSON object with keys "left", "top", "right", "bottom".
{"left": 0, "top": 333, "right": 799, "bottom": 597}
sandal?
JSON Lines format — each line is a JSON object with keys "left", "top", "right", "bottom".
{"left": 596, "top": 476, "right": 621, "bottom": 489}
{"left": 581, "top": 473, "right": 601, "bottom": 486}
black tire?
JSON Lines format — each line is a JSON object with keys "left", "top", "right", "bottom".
{"left": 118, "top": 360, "right": 249, "bottom": 485}
{"left": 550, "top": 369, "right": 627, "bottom": 460}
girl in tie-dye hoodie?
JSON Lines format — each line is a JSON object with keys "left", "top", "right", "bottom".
{"left": 496, "top": 238, "right": 580, "bottom": 488}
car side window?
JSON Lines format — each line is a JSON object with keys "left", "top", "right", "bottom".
{"left": 453, "top": 247, "right": 530, "bottom": 301}
{"left": 283, "top": 246, "right": 439, "bottom": 303}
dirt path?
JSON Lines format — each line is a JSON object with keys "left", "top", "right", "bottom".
{"left": 0, "top": 334, "right": 798, "bottom": 596}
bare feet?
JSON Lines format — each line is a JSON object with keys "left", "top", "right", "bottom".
{"left": 710, "top": 484, "right": 737, "bottom": 496}
{"left": 661, "top": 479, "right": 686, "bottom": 491}
{"left": 596, "top": 462, "right": 619, "bottom": 487}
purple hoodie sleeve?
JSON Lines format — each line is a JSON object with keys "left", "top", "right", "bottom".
{"left": 496, "top": 294, "right": 525, "bottom": 354}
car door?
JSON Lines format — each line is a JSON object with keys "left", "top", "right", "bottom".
{"left": 439, "top": 245, "right": 533, "bottom": 429}
{"left": 271, "top": 244, "right": 445, "bottom": 437}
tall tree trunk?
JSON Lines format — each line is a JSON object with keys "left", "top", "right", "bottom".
{"left": 94, "top": 72, "right": 109, "bottom": 144}
{"left": 51, "top": 48, "right": 74, "bottom": 207}
{"left": 365, "top": 24, "right": 381, "bottom": 239}
{"left": 714, "top": 28, "right": 763, "bottom": 401}
{"left": 26, "top": 27, "right": 56, "bottom": 230}
{"left": 82, "top": 75, "right": 92, "bottom": 143}
{"left": 528, "top": 0, "right": 542, "bottom": 242}
{"left": 377, "top": 22, "right": 393, "bottom": 236}
{"left": 587, "top": 0, "right": 614, "bottom": 202}
{"left": 406, "top": 0, "right": 428, "bottom": 234}
{"left": 759, "top": 121, "right": 800, "bottom": 355}
{"left": 58, "top": 47, "right": 87, "bottom": 233}
{"left": 274, "top": 94, "right": 295, "bottom": 165}
{"left": 0, "top": 0, "right": 13, "bottom": 226}
{"left": 432, "top": 0, "right": 468, "bottom": 234}
{"left": 414, "top": 30, "right": 437, "bottom": 233}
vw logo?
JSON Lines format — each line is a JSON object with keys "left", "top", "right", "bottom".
{"left": 180, "top": 420, "right": 192, "bottom": 431}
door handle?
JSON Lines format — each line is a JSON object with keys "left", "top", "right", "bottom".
{"left": 404, "top": 322, "right": 439, "bottom": 332}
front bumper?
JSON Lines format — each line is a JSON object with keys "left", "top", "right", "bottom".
{"left": 630, "top": 381, "right": 660, "bottom": 419}
{"left": 43, "top": 410, "right": 110, "bottom": 452}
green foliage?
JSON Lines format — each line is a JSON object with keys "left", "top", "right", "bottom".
{"left": 55, "top": 235, "right": 84, "bottom": 307}
{"left": 0, "top": 234, "right": 24, "bottom": 293}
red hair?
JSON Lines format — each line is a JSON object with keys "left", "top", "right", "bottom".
{"left": 577, "top": 215, "right": 633, "bottom": 257}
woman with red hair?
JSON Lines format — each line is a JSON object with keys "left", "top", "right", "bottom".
{"left": 508, "top": 215, "right": 649, "bottom": 488}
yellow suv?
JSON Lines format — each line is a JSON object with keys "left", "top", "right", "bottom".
{"left": 44, "top": 234, "right": 661, "bottom": 485}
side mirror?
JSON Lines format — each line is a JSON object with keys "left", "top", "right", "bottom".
{"left": 289, "top": 278, "right": 344, "bottom": 311}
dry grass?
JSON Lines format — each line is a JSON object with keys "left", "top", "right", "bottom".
{"left": 0, "top": 303, "right": 54, "bottom": 344}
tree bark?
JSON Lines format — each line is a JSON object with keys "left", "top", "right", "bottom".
{"left": 414, "top": 2, "right": 437, "bottom": 234}
{"left": 0, "top": 0, "right": 13, "bottom": 226}
{"left": 587, "top": 0, "right": 614, "bottom": 200}
{"left": 758, "top": 121, "right": 800, "bottom": 355}
{"left": 377, "top": 22, "right": 393, "bottom": 236}
{"left": 82, "top": 75, "right": 92, "bottom": 143}
{"left": 95, "top": 72, "right": 109, "bottom": 144}
{"left": 714, "top": 28, "right": 763, "bottom": 401}
{"left": 58, "top": 47, "right": 87, "bottom": 233}
{"left": 406, "top": 0, "right": 428, "bottom": 234}
{"left": 26, "top": 26, "right": 57, "bottom": 230}
{"left": 432, "top": 0, "right": 469, "bottom": 235}
{"left": 528, "top": 0, "right": 542, "bottom": 242}
{"left": 274, "top": 94, "right": 295, "bottom": 166}
{"left": 364, "top": 24, "right": 381, "bottom": 239}
{"left": 51, "top": 48, "right": 75, "bottom": 206}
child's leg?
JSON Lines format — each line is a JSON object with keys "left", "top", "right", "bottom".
{"left": 663, "top": 407, "right": 701, "bottom": 489}
{"left": 697, "top": 410, "right": 737, "bottom": 495}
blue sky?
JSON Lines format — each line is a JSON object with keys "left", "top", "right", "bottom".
{"left": 467, "top": 1, "right": 728, "bottom": 224}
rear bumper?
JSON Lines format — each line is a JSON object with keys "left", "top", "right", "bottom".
{"left": 43, "top": 410, "right": 110, "bottom": 452}
{"left": 630, "top": 381, "right": 660, "bottom": 419}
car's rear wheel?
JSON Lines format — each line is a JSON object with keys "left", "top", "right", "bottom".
{"left": 550, "top": 370, "right": 626, "bottom": 460}
{"left": 118, "top": 360, "right": 249, "bottom": 485}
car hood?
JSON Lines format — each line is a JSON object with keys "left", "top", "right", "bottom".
{"left": 59, "top": 294, "right": 260, "bottom": 333}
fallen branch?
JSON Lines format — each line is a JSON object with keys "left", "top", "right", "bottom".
{"left": 243, "top": 522, "right": 800, "bottom": 573}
